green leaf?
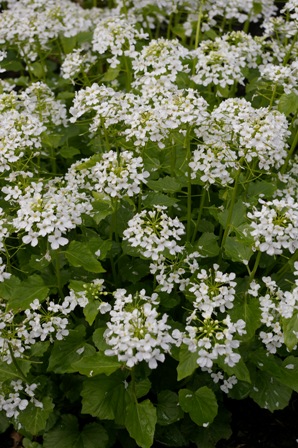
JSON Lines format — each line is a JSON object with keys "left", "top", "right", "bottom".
{"left": 157, "top": 390, "right": 183, "bottom": 426}
{"left": 44, "top": 415, "right": 109, "bottom": 448}
{"left": 229, "top": 296, "right": 261, "bottom": 341}
{"left": 147, "top": 176, "right": 182, "bottom": 193}
{"left": 135, "top": 378, "right": 151, "bottom": 399}
{"left": 22, "top": 438, "right": 43, "bottom": 448}
{"left": 0, "top": 275, "right": 21, "bottom": 301}
{"left": 218, "top": 200, "right": 247, "bottom": 229}
{"left": 0, "top": 412, "right": 10, "bottom": 433}
{"left": 102, "top": 66, "right": 121, "bottom": 82}
{"left": 155, "top": 424, "right": 188, "bottom": 447}
{"left": 18, "top": 397, "right": 54, "bottom": 434}
{"left": 0, "top": 359, "right": 31, "bottom": 381}
{"left": 249, "top": 371, "right": 292, "bottom": 412}
{"left": 91, "top": 197, "right": 113, "bottom": 224}
{"left": 81, "top": 372, "right": 127, "bottom": 422}
{"left": 196, "top": 233, "right": 220, "bottom": 258}
{"left": 8, "top": 275, "right": 49, "bottom": 311}
{"left": 87, "top": 238, "right": 112, "bottom": 260}
{"left": 224, "top": 236, "right": 253, "bottom": 264}
{"left": 190, "top": 410, "right": 232, "bottom": 448}
{"left": 179, "top": 387, "right": 218, "bottom": 426}
{"left": 249, "top": 349, "right": 298, "bottom": 393}
{"left": 92, "top": 328, "right": 109, "bottom": 351}
{"left": 247, "top": 180, "right": 276, "bottom": 199}
{"left": 77, "top": 423, "right": 109, "bottom": 448}
{"left": 280, "top": 357, "right": 298, "bottom": 392}
{"left": 83, "top": 299, "right": 100, "bottom": 326}
{"left": 60, "top": 146, "right": 81, "bottom": 159}
{"left": 118, "top": 256, "right": 150, "bottom": 283}
{"left": 48, "top": 325, "right": 96, "bottom": 374}
{"left": 65, "top": 241, "right": 105, "bottom": 273}
{"left": 125, "top": 399, "right": 157, "bottom": 448}
{"left": 44, "top": 415, "right": 78, "bottom": 448}
{"left": 3, "top": 60, "right": 23, "bottom": 72}
{"left": 282, "top": 312, "right": 298, "bottom": 351}
{"left": 71, "top": 351, "right": 121, "bottom": 377}
{"left": 60, "top": 36, "right": 77, "bottom": 54}
{"left": 142, "top": 192, "right": 178, "bottom": 208}
{"left": 30, "top": 61, "right": 45, "bottom": 78}
{"left": 177, "top": 345, "right": 198, "bottom": 381}
{"left": 216, "top": 357, "right": 251, "bottom": 383}
{"left": 278, "top": 92, "right": 298, "bottom": 116}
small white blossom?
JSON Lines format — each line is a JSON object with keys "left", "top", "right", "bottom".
{"left": 123, "top": 206, "right": 185, "bottom": 261}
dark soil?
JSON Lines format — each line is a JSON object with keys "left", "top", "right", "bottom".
{"left": 217, "top": 393, "right": 298, "bottom": 448}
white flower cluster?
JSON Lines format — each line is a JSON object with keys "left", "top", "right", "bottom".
{"left": 92, "top": 15, "right": 148, "bottom": 68}
{"left": 132, "top": 38, "right": 190, "bottom": 83}
{"left": 179, "top": 314, "right": 246, "bottom": 370}
{"left": 262, "top": 15, "right": 298, "bottom": 39}
{"left": 61, "top": 47, "right": 97, "bottom": 81}
{"left": 256, "top": 276, "right": 298, "bottom": 353}
{"left": 0, "top": 50, "right": 7, "bottom": 73}
{"left": 0, "top": 380, "right": 42, "bottom": 420}
{"left": 123, "top": 206, "right": 185, "bottom": 260}
{"left": 188, "top": 264, "right": 237, "bottom": 319}
{"left": 0, "top": 84, "right": 67, "bottom": 172}
{"left": 104, "top": 289, "right": 174, "bottom": 369}
{"left": 275, "top": 157, "right": 298, "bottom": 201}
{"left": 0, "top": 294, "right": 87, "bottom": 364}
{"left": 19, "top": 82, "right": 68, "bottom": 127}
{"left": 189, "top": 143, "right": 238, "bottom": 187}
{"left": 70, "top": 82, "right": 209, "bottom": 148}
{"left": 5, "top": 177, "right": 92, "bottom": 250}
{"left": 118, "top": 87, "right": 209, "bottom": 148}
{"left": 190, "top": 32, "right": 262, "bottom": 90}
{"left": 202, "top": 0, "right": 277, "bottom": 27}
{"left": 0, "top": 0, "right": 97, "bottom": 61}
{"left": 281, "top": 0, "right": 298, "bottom": 22}
{"left": 0, "top": 208, "right": 11, "bottom": 282}
{"left": 259, "top": 61, "right": 298, "bottom": 95}
{"left": 0, "top": 92, "right": 46, "bottom": 172}
{"left": 191, "top": 35, "right": 248, "bottom": 89}
{"left": 149, "top": 251, "right": 201, "bottom": 293}
{"left": 247, "top": 196, "right": 298, "bottom": 255}
{"left": 65, "top": 279, "right": 111, "bottom": 315}
{"left": 197, "top": 98, "right": 290, "bottom": 172}
{"left": 73, "top": 150, "right": 150, "bottom": 199}
{"left": 69, "top": 83, "right": 118, "bottom": 122}
{"left": 211, "top": 371, "right": 238, "bottom": 394}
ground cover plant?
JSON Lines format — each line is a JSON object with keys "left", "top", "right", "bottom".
{"left": 0, "top": 0, "right": 297, "bottom": 446}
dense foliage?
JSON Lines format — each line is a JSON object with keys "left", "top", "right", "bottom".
{"left": 0, "top": 0, "right": 297, "bottom": 446}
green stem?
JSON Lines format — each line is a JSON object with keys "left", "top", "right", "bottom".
{"left": 103, "top": 125, "right": 111, "bottom": 151}
{"left": 185, "top": 135, "right": 192, "bottom": 242}
{"left": 8, "top": 343, "right": 27, "bottom": 382}
{"left": 281, "top": 127, "right": 298, "bottom": 174}
{"left": 124, "top": 56, "right": 132, "bottom": 91}
{"left": 282, "top": 33, "right": 297, "bottom": 66}
{"left": 248, "top": 250, "right": 261, "bottom": 283}
{"left": 194, "top": 1, "right": 204, "bottom": 50}
{"left": 243, "top": 17, "right": 250, "bottom": 33}
{"left": 191, "top": 188, "right": 206, "bottom": 243}
{"left": 221, "top": 167, "right": 242, "bottom": 248}
{"left": 275, "top": 251, "right": 298, "bottom": 282}
{"left": 55, "top": 250, "right": 64, "bottom": 298}
{"left": 51, "top": 147, "right": 57, "bottom": 175}
{"left": 268, "top": 84, "right": 278, "bottom": 110}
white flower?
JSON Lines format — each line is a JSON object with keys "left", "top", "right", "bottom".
{"left": 104, "top": 289, "right": 174, "bottom": 369}
{"left": 188, "top": 264, "right": 237, "bottom": 318}
{"left": 123, "top": 206, "right": 185, "bottom": 260}
{"left": 247, "top": 196, "right": 298, "bottom": 255}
